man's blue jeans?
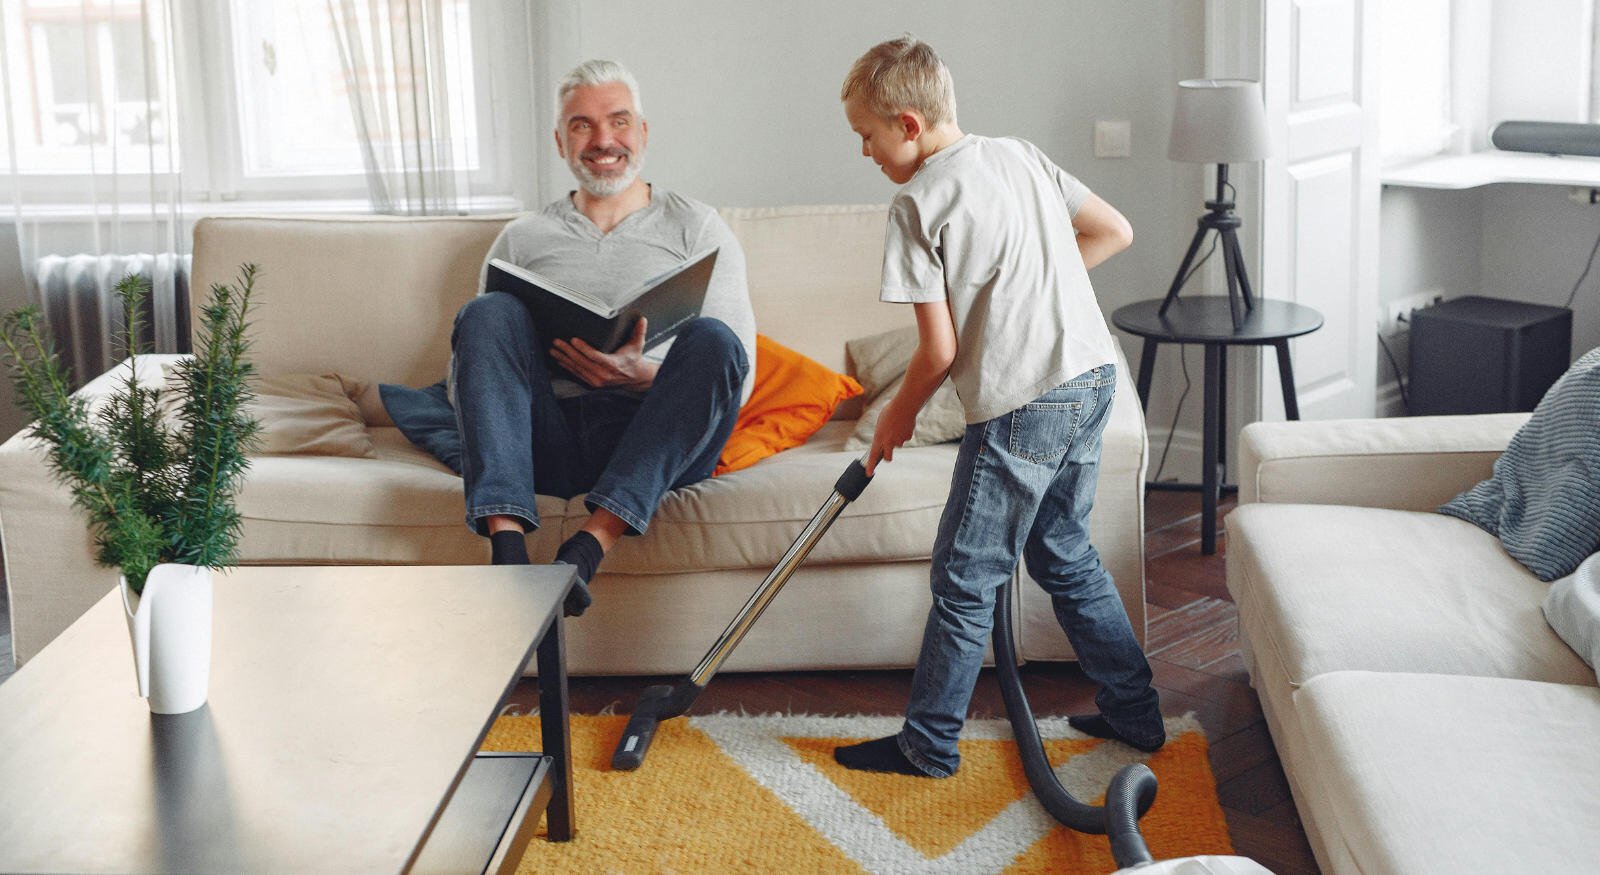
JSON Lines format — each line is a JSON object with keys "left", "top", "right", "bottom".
{"left": 449, "top": 291, "right": 747, "bottom": 536}
{"left": 897, "top": 364, "right": 1162, "bottom": 777}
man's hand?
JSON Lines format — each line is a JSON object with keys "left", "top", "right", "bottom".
{"left": 551, "top": 317, "right": 660, "bottom": 391}
{"left": 867, "top": 396, "right": 918, "bottom": 476}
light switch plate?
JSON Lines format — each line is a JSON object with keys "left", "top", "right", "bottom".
{"left": 1094, "top": 120, "right": 1132, "bottom": 158}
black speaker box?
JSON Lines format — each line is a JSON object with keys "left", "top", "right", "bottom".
{"left": 1408, "top": 295, "right": 1572, "bottom": 415}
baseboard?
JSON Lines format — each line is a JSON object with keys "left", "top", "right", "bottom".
{"left": 1376, "top": 379, "right": 1408, "bottom": 418}
{"left": 1145, "top": 427, "right": 1204, "bottom": 484}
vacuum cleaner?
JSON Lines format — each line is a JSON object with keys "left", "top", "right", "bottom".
{"left": 611, "top": 458, "right": 1271, "bottom": 873}
{"left": 610, "top": 457, "right": 874, "bottom": 771}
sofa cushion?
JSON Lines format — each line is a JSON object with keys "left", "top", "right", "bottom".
{"left": 237, "top": 427, "right": 564, "bottom": 528}
{"left": 1440, "top": 347, "right": 1600, "bottom": 581}
{"left": 714, "top": 335, "right": 862, "bottom": 475}
{"left": 1545, "top": 553, "right": 1600, "bottom": 677}
{"left": 1227, "top": 503, "right": 1596, "bottom": 689}
{"left": 843, "top": 325, "right": 966, "bottom": 451}
{"left": 576, "top": 420, "right": 955, "bottom": 573}
{"left": 231, "top": 427, "right": 568, "bottom": 566}
{"left": 377, "top": 380, "right": 461, "bottom": 473}
{"left": 1295, "top": 671, "right": 1600, "bottom": 875}
{"left": 251, "top": 373, "right": 376, "bottom": 458}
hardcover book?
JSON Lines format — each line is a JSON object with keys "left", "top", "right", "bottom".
{"left": 485, "top": 249, "right": 719, "bottom": 356}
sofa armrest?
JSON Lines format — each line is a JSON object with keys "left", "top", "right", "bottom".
{"left": 1238, "top": 413, "right": 1527, "bottom": 511}
{"left": 0, "top": 354, "right": 186, "bottom": 666}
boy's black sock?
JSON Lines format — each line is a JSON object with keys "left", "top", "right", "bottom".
{"left": 1068, "top": 713, "right": 1165, "bottom": 753}
{"left": 489, "top": 529, "right": 529, "bottom": 565}
{"left": 833, "top": 736, "right": 933, "bottom": 776}
{"left": 553, "top": 531, "right": 602, "bottom": 617}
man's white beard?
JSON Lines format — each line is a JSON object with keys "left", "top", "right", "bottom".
{"left": 571, "top": 149, "right": 643, "bottom": 197}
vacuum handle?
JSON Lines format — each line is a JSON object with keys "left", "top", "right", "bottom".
{"left": 834, "top": 457, "right": 872, "bottom": 502}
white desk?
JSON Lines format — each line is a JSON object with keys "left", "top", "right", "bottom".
{"left": 1382, "top": 150, "right": 1600, "bottom": 190}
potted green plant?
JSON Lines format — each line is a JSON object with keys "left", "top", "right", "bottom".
{"left": 1, "top": 265, "right": 261, "bottom": 714}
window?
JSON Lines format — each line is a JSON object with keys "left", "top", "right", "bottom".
{"left": 228, "top": 0, "right": 479, "bottom": 179}
{"left": 1377, "top": 0, "right": 1454, "bottom": 165}
{"left": 1, "top": 0, "right": 177, "bottom": 175}
{"left": 0, "top": 0, "right": 511, "bottom": 205}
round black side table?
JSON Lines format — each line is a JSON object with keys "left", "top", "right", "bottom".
{"left": 1111, "top": 296, "right": 1324, "bottom": 555}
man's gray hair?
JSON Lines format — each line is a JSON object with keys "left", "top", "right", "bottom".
{"left": 555, "top": 59, "right": 643, "bottom": 127}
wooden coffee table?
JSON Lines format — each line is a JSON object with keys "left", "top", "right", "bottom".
{"left": 0, "top": 564, "right": 576, "bottom": 874}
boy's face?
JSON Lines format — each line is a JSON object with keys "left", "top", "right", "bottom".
{"left": 845, "top": 95, "right": 921, "bottom": 185}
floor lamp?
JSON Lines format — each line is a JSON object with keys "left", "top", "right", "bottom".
{"left": 1161, "top": 79, "right": 1271, "bottom": 330}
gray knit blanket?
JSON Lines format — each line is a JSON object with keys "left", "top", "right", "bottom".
{"left": 1440, "top": 346, "right": 1600, "bottom": 582}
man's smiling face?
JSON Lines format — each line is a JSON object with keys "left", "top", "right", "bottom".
{"left": 557, "top": 80, "right": 648, "bottom": 197}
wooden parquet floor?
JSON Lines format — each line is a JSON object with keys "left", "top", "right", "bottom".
{"left": 519, "top": 491, "right": 1321, "bottom": 874}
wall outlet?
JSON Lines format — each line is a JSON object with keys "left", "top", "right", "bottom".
{"left": 1379, "top": 291, "right": 1445, "bottom": 335}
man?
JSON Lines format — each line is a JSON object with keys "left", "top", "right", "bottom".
{"left": 385, "top": 60, "right": 755, "bottom": 616}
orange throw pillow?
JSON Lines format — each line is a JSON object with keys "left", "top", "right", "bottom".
{"left": 715, "top": 335, "right": 863, "bottom": 475}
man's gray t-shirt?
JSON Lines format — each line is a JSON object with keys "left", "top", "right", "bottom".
{"left": 480, "top": 188, "right": 756, "bottom": 404}
{"left": 880, "top": 134, "right": 1117, "bottom": 424}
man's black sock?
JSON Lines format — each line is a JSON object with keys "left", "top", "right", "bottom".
{"left": 554, "top": 531, "right": 602, "bottom": 617}
{"left": 833, "top": 736, "right": 932, "bottom": 776}
{"left": 1068, "top": 713, "right": 1165, "bottom": 753}
{"left": 489, "top": 530, "right": 529, "bottom": 565}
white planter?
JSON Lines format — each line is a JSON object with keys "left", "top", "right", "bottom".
{"left": 120, "top": 563, "right": 213, "bottom": 715}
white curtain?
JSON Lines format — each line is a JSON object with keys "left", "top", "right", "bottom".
{"left": 326, "top": 0, "right": 471, "bottom": 216}
{"left": 0, "top": 0, "right": 189, "bottom": 387}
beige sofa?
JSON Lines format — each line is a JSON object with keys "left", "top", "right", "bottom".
{"left": 1, "top": 206, "right": 1148, "bottom": 675}
{"left": 1226, "top": 413, "right": 1600, "bottom": 874}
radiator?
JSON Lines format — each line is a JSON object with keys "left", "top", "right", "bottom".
{"left": 32, "top": 253, "right": 191, "bottom": 386}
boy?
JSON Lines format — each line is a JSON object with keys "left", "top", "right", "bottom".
{"left": 834, "top": 36, "right": 1163, "bottom": 778}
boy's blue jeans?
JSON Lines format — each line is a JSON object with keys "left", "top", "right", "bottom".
{"left": 897, "top": 363, "right": 1162, "bottom": 777}
{"left": 449, "top": 292, "right": 747, "bottom": 536}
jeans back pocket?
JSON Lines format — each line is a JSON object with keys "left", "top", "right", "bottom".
{"left": 1006, "top": 399, "right": 1083, "bottom": 463}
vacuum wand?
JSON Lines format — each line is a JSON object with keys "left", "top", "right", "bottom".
{"left": 612, "top": 458, "right": 873, "bottom": 771}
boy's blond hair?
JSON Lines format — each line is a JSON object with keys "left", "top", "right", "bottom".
{"left": 840, "top": 36, "right": 957, "bottom": 127}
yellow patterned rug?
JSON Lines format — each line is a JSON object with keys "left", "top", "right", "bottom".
{"left": 483, "top": 712, "right": 1233, "bottom": 873}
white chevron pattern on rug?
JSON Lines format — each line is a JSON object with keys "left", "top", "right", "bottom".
{"left": 691, "top": 712, "right": 1203, "bottom": 873}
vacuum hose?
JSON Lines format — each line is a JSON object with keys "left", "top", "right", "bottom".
{"left": 992, "top": 579, "right": 1157, "bottom": 868}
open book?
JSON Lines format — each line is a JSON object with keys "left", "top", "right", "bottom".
{"left": 485, "top": 249, "right": 719, "bottom": 356}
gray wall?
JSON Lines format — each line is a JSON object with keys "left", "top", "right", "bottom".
{"left": 534, "top": 0, "right": 1209, "bottom": 462}
{"left": 1375, "top": 186, "right": 1484, "bottom": 414}
{"left": 1480, "top": 185, "right": 1600, "bottom": 359}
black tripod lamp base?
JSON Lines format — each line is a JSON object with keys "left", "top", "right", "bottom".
{"left": 1159, "top": 164, "right": 1258, "bottom": 330}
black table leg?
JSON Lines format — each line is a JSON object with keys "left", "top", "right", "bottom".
{"left": 1217, "top": 345, "right": 1228, "bottom": 484}
{"left": 1201, "top": 343, "right": 1222, "bottom": 555}
{"left": 536, "top": 614, "right": 574, "bottom": 841}
{"left": 1135, "top": 338, "right": 1158, "bottom": 411}
{"left": 1274, "top": 340, "right": 1301, "bottom": 420}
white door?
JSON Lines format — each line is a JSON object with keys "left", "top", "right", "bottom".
{"left": 1256, "top": 0, "right": 1380, "bottom": 420}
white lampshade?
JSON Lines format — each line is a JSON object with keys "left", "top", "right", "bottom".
{"left": 1168, "top": 79, "right": 1271, "bottom": 164}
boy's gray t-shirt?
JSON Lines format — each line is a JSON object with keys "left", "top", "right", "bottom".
{"left": 880, "top": 134, "right": 1117, "bottom": 423}
{"left": 479, "top": 188, "right": 756, "bottom": 404}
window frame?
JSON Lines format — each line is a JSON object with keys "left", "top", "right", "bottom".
{"left": 2, "top": 0, "right": 525, "bottom": 210}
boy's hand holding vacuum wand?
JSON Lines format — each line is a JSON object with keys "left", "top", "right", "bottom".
{"left": 867, "top": 300, "right": 959, "bottom": 475}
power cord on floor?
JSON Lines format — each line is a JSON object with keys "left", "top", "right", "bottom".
{"left": 1150, "top": 343, "right": 1192, "bottom": 483}
{"left": 1377, "top": 329, "right": 1410, "bottom": 414}
{"left": 1149, "top": 236, "right": 1218, "bottom": 483}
